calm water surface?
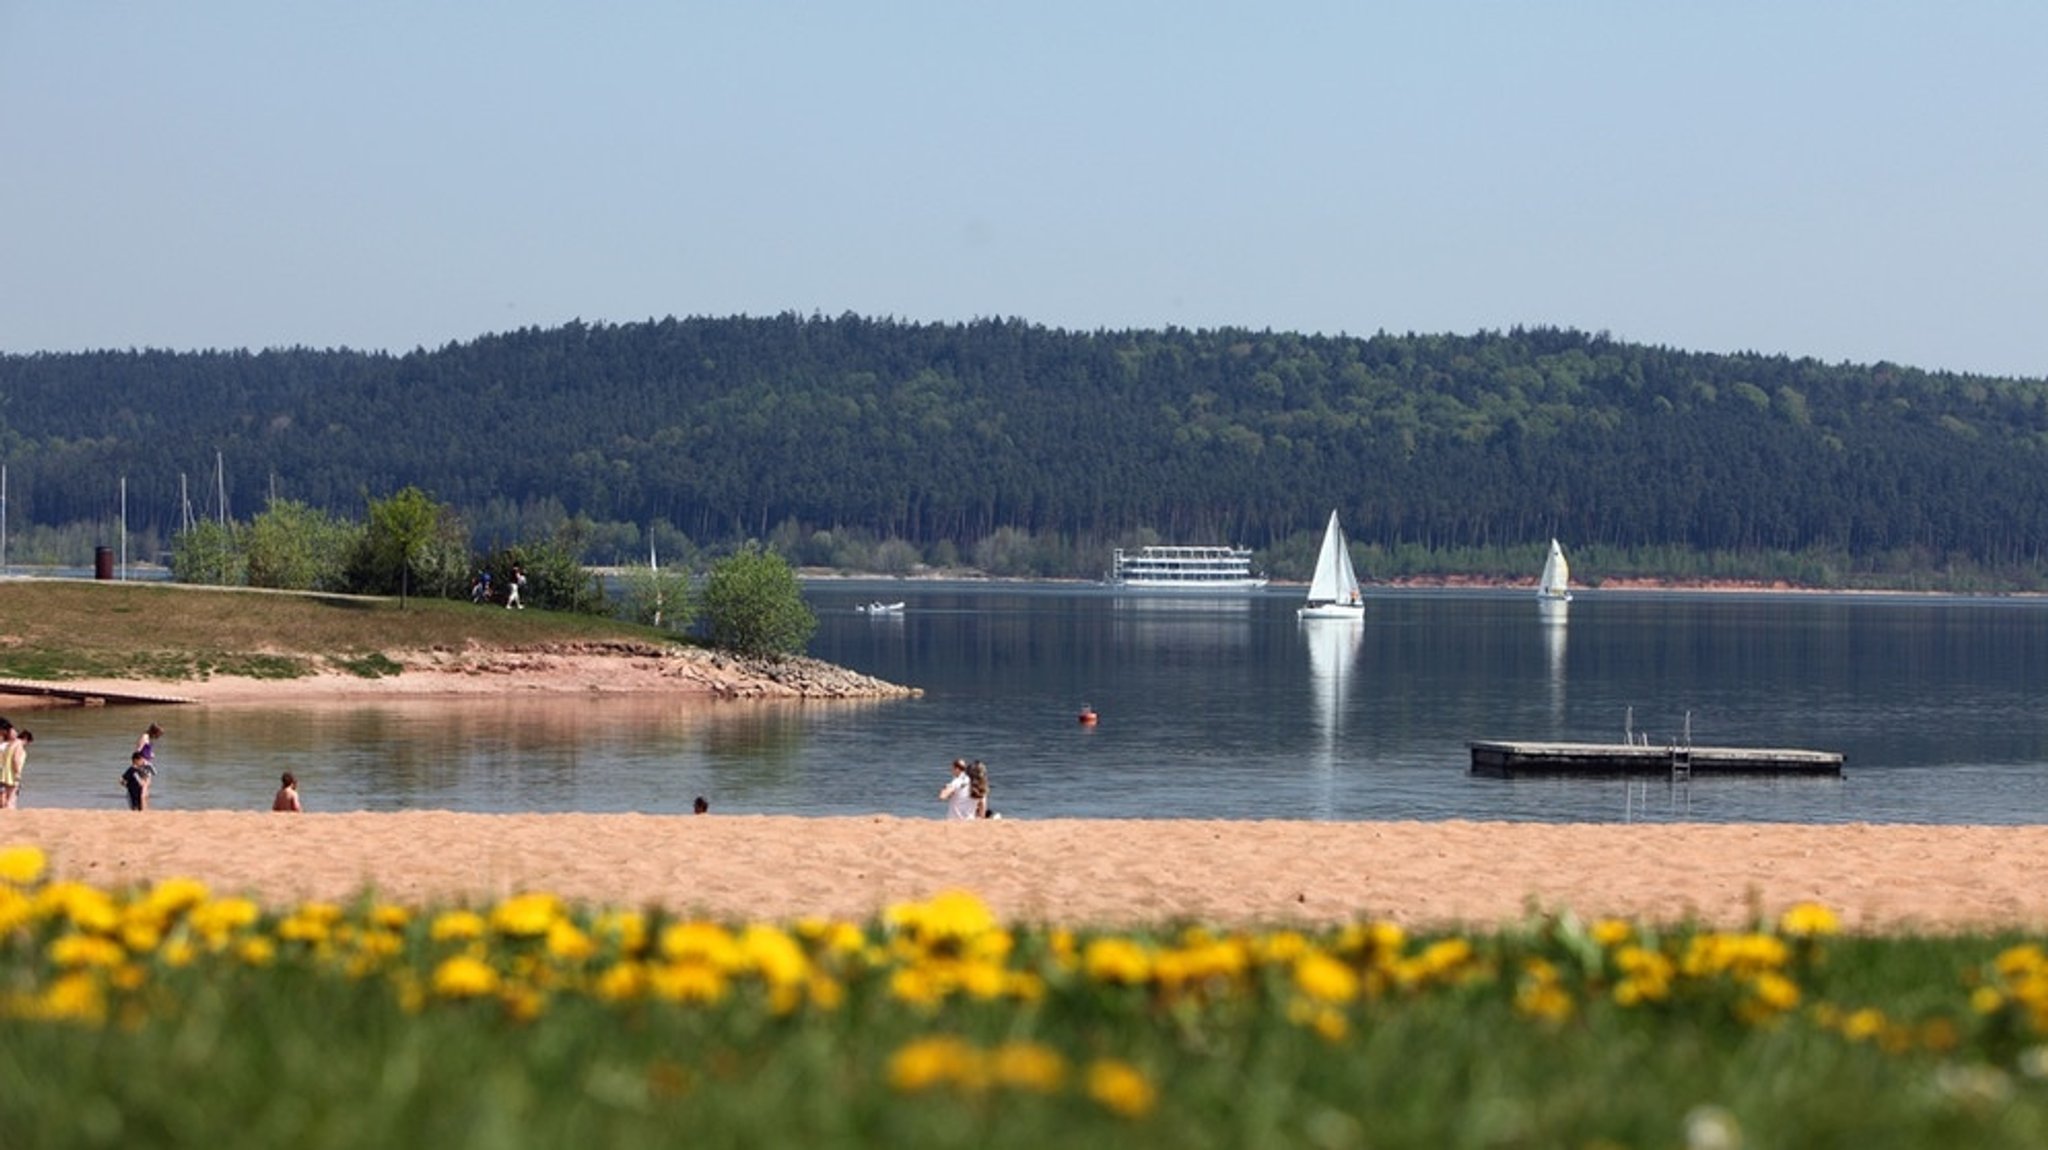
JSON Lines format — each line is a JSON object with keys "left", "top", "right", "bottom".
{"left": 15, "top": 585, "right": 2048, "bottom": 824}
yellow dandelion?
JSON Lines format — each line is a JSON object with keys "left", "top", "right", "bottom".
{"left": 0, "top": 887, "right": 31, "bottom": 934}
{"left": 1777, "top": 903, "right": 1840, "bottom": 938}
{"left": 546, "top": 920, "right": 598, "bottom": 963}
{"left": 38, "top": 971, "right": 107, "bottom": 1023}
{"left": 36, "top": 882, "right": 120, "bottom": 934}
{"left": 430, "top": 909, "right": 488, "bottom": 943}
{"left": 499, "top": 982, "right": 547, "bottom": 1023}
{"left": 1972, "top": 986, "right": 2007, "bottom": 1015}
{"left": 1589, "top": 918, "right": 1634, "bottom": 947}
{"left": 806, "top": 973, "right": 846, "bottom": 1011}
{"left": 887, "top": 1034, "right": 979, "bottom": 1093}
{"left": 1085, "top": 1059, "right": 1157, "bottom": 1119}
{"left": 1293, "top": 952, "right": 1360, "bottom": 1005}
{"left": 1515, "top": 980, "right": 1574, "bottom": 1023}
{"left": 659, "top": 921, "right": 741, "bottom": 969}
{"left": 0, "top": 844, "right": 47, "bottom": 885}
{"left": 1748, "top": 971, "right": 1801, "bottom": 1015}
{"left": 988, "top": 1042, "right": 1067, "bottom": 1093}
{"left": 1083, "top": 937, "right": 1153, "bottom": 985}
{"left": 740, "top": 924, "right": 811, "bottom": 987}
{"left": 594, "top": 909, "right": 648, "bottom": 955}
{"left": 1840, "top": 1007, "right": 1887, "bottom": 1042}
{"left": 139, "top": 876, "right": 210, "bottom": 915}
{"left": 889, "top": 964, "right": 946, "bottom": 1007}
{"left": 648, "top": 961, "right": 728, "bottom": 1004}
{"left": 187, "top": 897, "right": 261, "bottom": 945}
{"left": 370, "top": 903, "right": 412, "bottom": 930}
{"left": 49, "top": 933, "right": 126, "bottom": 969}
{"left": 432, "top": 954, "right": 502, "bottom": 998}
{"left": 593, "top": 962, "right": 647, "bottom": 1003}
{"left": 236, "top": 937, "right": 277, "bottom": 967}
{"left": 490, "top": 892, "right": 563, "bottom": 938}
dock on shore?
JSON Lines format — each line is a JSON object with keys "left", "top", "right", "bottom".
{"left": 0, "top": 679, "right": 197, "bottom": 707}
{"left": 1469, "top": 739, "right": 1843, "bottom": 779}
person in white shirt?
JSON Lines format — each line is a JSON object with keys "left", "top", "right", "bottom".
{"left": 938, "top": 758, "right": 976, "bottom": 819}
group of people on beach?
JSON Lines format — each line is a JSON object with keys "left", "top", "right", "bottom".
{"left": 939, "top": 758, "right": 996, "bottom": 819}
{"left": 0, "top": 718, "right": 301, "bottom": 813}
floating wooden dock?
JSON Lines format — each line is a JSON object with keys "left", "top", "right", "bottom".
{"left": 0, "top": 679, "right": 197, "bottom": 707}
{"left": 1469, "top": 739, "right": 1843, "bottom": 779}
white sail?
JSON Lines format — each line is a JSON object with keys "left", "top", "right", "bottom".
{"left": 1299, "top": 510, "right": 1364, "bottom": 620}
{"left": 1538, "top": 538, "right": 1572, "bottom": 601}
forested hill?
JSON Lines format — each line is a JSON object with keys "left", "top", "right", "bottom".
{"left": 3, "top": 315, "right": 2047, "bottom": 575}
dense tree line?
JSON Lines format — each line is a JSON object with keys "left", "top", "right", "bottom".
{"left": 3, "top": 317, "right": 2046, "bottom": 580}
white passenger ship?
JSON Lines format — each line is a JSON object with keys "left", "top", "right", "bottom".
{"left": 1110, "top": 544, "right": 1269, "bottom": 592}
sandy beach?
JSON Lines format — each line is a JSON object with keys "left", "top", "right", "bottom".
{"left": 4, "top": 810, "right": 2045, "bottom": 933}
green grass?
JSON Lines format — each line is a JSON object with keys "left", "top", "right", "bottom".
{"left": 4, "top": 873, "right": 2048, "bottom": 1149}
{"left": 0, "top": 581, "right": 681, "bottom": 682}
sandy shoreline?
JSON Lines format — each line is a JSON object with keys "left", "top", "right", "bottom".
{"left": 4, "top": 811, "right": 2045, "bottom": 933}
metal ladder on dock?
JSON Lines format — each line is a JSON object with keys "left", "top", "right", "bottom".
{"left": 1668, "top": 710, "right": 1694, "bottom": 781}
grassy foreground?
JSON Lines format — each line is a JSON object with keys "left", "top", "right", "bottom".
{"left": 0, "top": 580, "right": 672, "bottom": 682}
{"left": 4, "top": 848, "right": 2048, "bottom": 1149}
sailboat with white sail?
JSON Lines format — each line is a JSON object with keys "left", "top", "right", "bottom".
{"left": 1538, "top": 538, "right": 1573, "bottom": 602}
{"left": 1298, "top": 510, "right": 1365, "bottom": 621}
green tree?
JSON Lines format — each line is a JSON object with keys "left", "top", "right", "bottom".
{"left": 244, "top": 499, "right": 359, "bottom": 591}
{"left": 697, "top": 544, "right": 816, "bottom": 657}
{"left": 169, "top": 520, "right": 246, "bottom": 586}
{"left": 618, "top": 557, "right": 693, "bottom": 630}
{"left": 348, "top": 487, "right": 468, "bottom": 603}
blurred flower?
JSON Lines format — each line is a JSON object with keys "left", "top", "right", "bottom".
{"left": 1776, "top": 903, "right": 1840, "bottom": 938}
{"left": 0, "top": 845, "right": 47, "bottom": 885}
{"left": 1086, "top": 1059, "right": 1157, "bottom": 1119}
{"left": 433, "top": 955, "right": 502, "bottom": 998}
{"left": 988, "top": 1042, "right": 1066, "bottom": 1092}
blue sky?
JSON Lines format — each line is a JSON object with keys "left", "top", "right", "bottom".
{"left": 4, "top": 3, "right": 2044, "bottom": 378}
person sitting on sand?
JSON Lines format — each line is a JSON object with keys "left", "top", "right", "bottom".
{"left": 693, "top": 795, "right": 709, "bottom": 814}
{"left": 122, "top": 751, "right": 151, "bottom": 811}
{"left": 966, "top": 759, "right": 990, "bottom": 819}
{"left": 273, "top": 772, "right": 302, "bottom": 813}
{"left": 939, "top": 758, "right": 977, "bottom": 820}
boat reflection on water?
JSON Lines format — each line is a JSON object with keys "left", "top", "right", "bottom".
{"left": 1303, "top": 617, "right": 1364, "bottom": 818}
{"left": 1539, "top": 598, "right": 1568, "bottom": 721}
{"left": 1109, "top": 595, "right": 1254, "bottom": 655}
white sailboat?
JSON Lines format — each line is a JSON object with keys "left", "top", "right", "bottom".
{"left": 1298, "top": 510, "right": 1365, "bottom": 621}
{"left": 1538, "top": 538, "right": 1573, "bottom": 602}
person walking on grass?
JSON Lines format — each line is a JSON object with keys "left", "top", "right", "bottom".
{"left": 506, "top": 565, "right": 526, "bottom": 609}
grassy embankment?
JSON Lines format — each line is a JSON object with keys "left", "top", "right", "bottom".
{"left": 2, "top": 859, "right": 2048, "bottom": 1148}
{"left": 0, "top": 580, "right": 674, "bottom": 683}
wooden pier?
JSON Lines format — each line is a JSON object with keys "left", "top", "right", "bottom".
{"left": 0, "top": 679, "right": 197, "bottom": 707}
{"left": 1469, "top": 739, "right": 1843, "bottom": 779}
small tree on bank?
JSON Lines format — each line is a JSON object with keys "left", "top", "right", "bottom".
{"left": 698, "top": 544, "right": 815, "bottom": 657}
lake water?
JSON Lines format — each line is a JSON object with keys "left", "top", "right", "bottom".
{"left": 12, "top": 584, "right": 2048, "bottom": 824}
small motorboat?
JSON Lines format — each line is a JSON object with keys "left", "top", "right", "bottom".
{"left": 857, "top": 601, "right": 906, "bottom": 614}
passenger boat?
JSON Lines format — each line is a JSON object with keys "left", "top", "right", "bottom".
{"left": 857, "top": 601, "right": 906, "bottom": 614}
{"left": 1110, "top": 544, "right": 1268, "bottom": 592}
{"left": 1297, "top": 510, "right": 1364, "bottom": 621}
